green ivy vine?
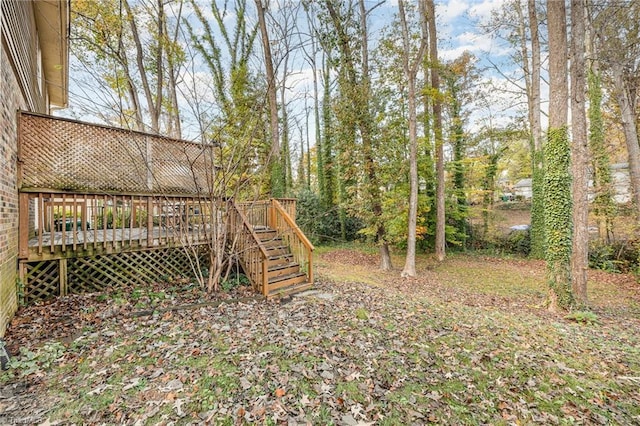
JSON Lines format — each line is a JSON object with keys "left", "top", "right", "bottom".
{"left": 544, "top": 126, "right": 574, "bottom": 309}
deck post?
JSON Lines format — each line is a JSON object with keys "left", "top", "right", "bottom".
{"left": 18, "top": 193, "right": 30, "bottom": 259}
{"left": 59, "top": 258, "right": 68, "bottom": 296}
{"left": 262, "top": 260, "right": 268, "bottom": 297}
{"left": 18, "top": 261, "right": 26, "bottom": 304}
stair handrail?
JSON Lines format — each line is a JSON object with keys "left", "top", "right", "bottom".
{"left": 270, "top": 199, "right": 314, "bottom": 284}
{"left": 229, "top": 201, "right": 269, "bottom": 295}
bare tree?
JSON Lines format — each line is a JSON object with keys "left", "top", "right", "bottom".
{"left": 592, "top": 2, "right": 640, "bottom": 222}
{"left": 71, "top": 0, "right": 185, "bottom": 134}
{"left": 399, "top": 0, "right": 428, "bottom": 277}
{"left": 427, "top": 0, "right": 446, "bottom": 262}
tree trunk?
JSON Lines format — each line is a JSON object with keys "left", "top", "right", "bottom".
{"left": 399, "top": 0, "right": 427, "bottom": 278}
{"left": 255, "top": 0, "right": 282, "bottom": 196}
{"left": 546, "top": 0, "right": 572, "bottom": 311}
{"left": 166, "top": 0, "right": 183, "bottom": 139}
{"left": 427, "top": 0, "right": 445, "bottom": 262}
{"left": 526, "top": 0, "right": 545, "bottom": 259}
{"left": 321, "top": 53, "right": 334, "bottom": 208}
{"left": 570, "top": 0, "right": 589, "bottom": 306}
{"left": 280, "top": 54, "right": 291, "bottom": 193}
{"left": 324, "top": 0, "right": 390, "bottom": 269}
{"left": 612, "top": 65, "right": 640, "bottom": 221}
{"left": 122, "top": 0, "right": 161, "bottom": 133}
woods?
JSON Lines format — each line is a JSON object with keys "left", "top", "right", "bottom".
{"left": 66, "top": 0, "right": 640, "bottom": 310}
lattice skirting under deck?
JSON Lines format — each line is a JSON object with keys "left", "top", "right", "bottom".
{"left": 19, "top": 246, "right": 209, "bottom": 304}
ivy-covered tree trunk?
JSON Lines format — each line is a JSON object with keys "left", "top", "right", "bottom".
{"left": 530, "top": 150, "right": 545, "bottom": 258}
{"left": 449, "top": 80, "right": 468, "bottom": 248}
{"left": 481, "top": 152, "right": 500, "bottom": 238}
{"left": 546, "top": 0, "right": 573, "bottom": 311}
{"left": 588, "top": 69, "right": 614, "bottom": 243}
{"left": 321, "top": 54, "right": 335, "bottom": 210}
{"left": 544, "top": 127, "right": 573, "bottom": 310}
{"left": 526, "top": 0, "right": 545, "bottom": 259}
{"left": 421, "top": 60, "right": 436, "bottom": 248}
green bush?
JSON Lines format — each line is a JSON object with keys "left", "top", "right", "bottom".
{"left": 494, "top": 229, "right": 531, "bottom": 256}
{"left": 588, "top": 240, "right": 640, "bottom": 273}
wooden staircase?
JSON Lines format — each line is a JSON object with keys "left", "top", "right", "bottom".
{"left": 254, "top": 226, "right": 312, "bottom": 297}
{"left": 229, "top": 199, "right": 314, "bottom": 298}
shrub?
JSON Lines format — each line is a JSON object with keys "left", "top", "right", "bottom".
{"left": 504, "top": 229, "right": 531, "bottom": 256}
{"left": 588, "top": 240, "right": 640, "bottom": 273}
{"left": 484, "top": 229, "right": 531, "bottom": 257}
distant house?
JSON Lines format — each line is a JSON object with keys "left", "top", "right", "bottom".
{"left": 610, "top": 163, "right": 631, "bottom": 204}
{"left": 0, "top": 0, "right": 69, "bottom": 335}
{"left": 508, "top": 163, "right": 631, "bottom": 206}
{"left": 513, "top": 178, "right": 533, "bottom": 200}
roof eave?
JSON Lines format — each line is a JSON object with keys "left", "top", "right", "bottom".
{"left": 33, "top": 0, "right": 69, "bottom": 108}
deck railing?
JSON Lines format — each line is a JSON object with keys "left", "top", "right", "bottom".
{"left": 228, "top": 202, "right": 269, "bottom": 294}
{"left": 19, "top": 192, "right": 310, "bottom": 296}
{"left": 270, "top": 199, "right": 314, "bottom": 284}
{"left": 19, "top": 191, "right": 219, "bottom": 260}
{"left": 237, "top": 198, "right": 297, "bottom": 228}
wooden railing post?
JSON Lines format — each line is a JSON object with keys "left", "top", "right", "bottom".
{"left": 18, "top": 193, "right": 30, "bottom": 259}
{"left": 268, "top": 199, "right": 276, "bottom": 229}
{"left": 146, "top": 196, "right": 153, "bottom": 246}
{"left": 307, "top": 247, "right": 313, "bottom": 284}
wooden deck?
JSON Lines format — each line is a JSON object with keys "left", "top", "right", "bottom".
{"left": 27, "top": 225, "right": 211, "bottom": 257}
{"left": 16, "top": 113, "right": 312, "bottom": 302}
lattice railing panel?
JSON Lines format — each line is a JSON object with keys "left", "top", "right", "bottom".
{"left": 23, "top": 260, "right": 60, "bottom": 303}
{"left": 19, "top": 112, "right": 215, "bottom": 194}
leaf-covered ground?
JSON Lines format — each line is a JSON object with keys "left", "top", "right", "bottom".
{"left": 1, "top": 248, "right": 639, "bottom": 425}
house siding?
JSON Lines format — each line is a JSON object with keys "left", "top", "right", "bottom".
{"left": 0, "top": 44, "right": 26, "bottom": 336}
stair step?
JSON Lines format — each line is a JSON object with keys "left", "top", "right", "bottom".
{"left": 268, "top": 261, "right": 299, "bottom": 271}
{"left": 268, "top": 263, "right": 300, "bottom": 279}
{"left": 268, "top": 272, "right": 307, "bottom": 290}
{"left": 265, "top": 245, "right": 290, "bottom": 256}
{"left": 268, "top": 282, "right": 313, "bottom": 298}
{"left": 261, "top": 237, "right": 284, "bottom": 247}
{"left": 267, "top": 254, "right": 294, "bottom": 267}
{"left": 254, "top": 226, "right": 276, "bottom": 236}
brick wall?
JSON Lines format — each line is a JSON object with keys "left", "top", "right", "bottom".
{"left": 0, "top": 45, "right": 26, "bottom": 336}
